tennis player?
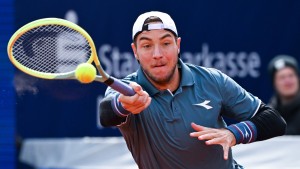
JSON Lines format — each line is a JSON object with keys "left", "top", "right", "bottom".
{"left": 99, "top": 11, "right": 286, "bottom": 169}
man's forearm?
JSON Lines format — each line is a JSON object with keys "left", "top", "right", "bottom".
{"left": 226, "top": 102, "right": 286, "bottom": 144}
{"left": 249, "top": 102, "right": 286, "bottom": 141}
{"left": 99, "top": 95, "right": 127, "bottom": 127}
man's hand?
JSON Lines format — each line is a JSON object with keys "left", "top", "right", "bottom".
{"left": 189, "top": 122, "right": 236, "bottom": 160}
{"left": 118, "top": 82, "right": 151, "bottom": 114}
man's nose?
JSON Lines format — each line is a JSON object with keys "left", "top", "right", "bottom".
{"left": 153, "top": 45, "right": 163, "bottom": 58}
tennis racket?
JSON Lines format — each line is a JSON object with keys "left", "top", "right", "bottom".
{"left": 7, "top": 18, "right": 135, "bottom": 96}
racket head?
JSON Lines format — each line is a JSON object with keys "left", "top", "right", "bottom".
{"left": 7, "top": 18, "right": 108, "bottom": 81}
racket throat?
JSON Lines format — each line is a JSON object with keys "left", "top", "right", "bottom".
{"left": 103, "top": 77, "right": 114, "bottom": 86}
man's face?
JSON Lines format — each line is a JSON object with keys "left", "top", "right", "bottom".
{"left": 274, "top": 67, "right": 299, "bottom": 98}
{"left": 131, "top": 29, "right": 181, "bottom": 85}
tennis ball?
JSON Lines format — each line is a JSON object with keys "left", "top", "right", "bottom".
{"left": 75, "top": 63, "right": 96, "bottom": 84}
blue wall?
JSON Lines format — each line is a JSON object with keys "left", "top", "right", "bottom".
{"left": 0, "top": 0, "right": 15, "bottom": 169}
{"left": 12, "top": 0, "right": 300, "bottom": 138}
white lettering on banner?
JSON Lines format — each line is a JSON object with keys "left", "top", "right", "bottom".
{"left": 181, "top": 44, "right": 261, "bottom": 78}
{"left": 99, "top": 44, "right": 139, "bottom": 78}
{"left": 98, "top": 43, "right": 261, "bottom": 78}
{"left": 65, "top": 10, "right": 78, "bottom": 24}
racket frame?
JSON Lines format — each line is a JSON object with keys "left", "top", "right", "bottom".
{"left": 7, "top": 18, "right": 135, "bottom": 96}
{"left": 7, "top": 18, "right": 109, "bottom": 82}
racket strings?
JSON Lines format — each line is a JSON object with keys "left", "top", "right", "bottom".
{"left": 14, "top": 26, "right": 60, "bottom": 73}
{"left": 12, "top": 25, "right": 91, "bottom": 74}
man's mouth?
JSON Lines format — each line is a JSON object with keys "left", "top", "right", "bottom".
{"left": 152, "top": 63, "right": 166, "bottom": 68}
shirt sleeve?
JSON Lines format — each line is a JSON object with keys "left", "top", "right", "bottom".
{"left": 102, "top": 77, "right": 136, "bottom": 128}
{"left": 211, "top": 69, "right": 261, "bottom": 121}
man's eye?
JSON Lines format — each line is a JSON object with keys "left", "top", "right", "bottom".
{"left": 164, "top": 42, "right": 170, "bottom": 46}
{"left": 143, "top": 45, "right": 150, "bottom": 48}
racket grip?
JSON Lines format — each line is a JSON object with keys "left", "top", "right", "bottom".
{"left": 108, "top": 77, "right": 135, "bottom": 96}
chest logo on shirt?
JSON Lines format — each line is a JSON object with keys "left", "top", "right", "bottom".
{"left": 193, "top": 100, "right": 213, "bottom": 110}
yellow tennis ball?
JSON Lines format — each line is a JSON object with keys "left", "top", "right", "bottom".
{"left": 75, "top": 63, "right": 96, "bottom": 84}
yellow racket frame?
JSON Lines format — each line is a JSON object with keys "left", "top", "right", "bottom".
{"left": 7, "top": 18, "right": 106, "bottom": 81}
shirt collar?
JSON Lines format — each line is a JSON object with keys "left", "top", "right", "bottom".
{"left": 136, "top": 59, "right": 195, "bottom": 96}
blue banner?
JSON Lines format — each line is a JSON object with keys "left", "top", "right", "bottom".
{"left": 12, "top": 0, "right": 300, "bottom": 138}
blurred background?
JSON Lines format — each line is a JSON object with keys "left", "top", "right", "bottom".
{"left": 1, "top": 0, "right": 300, "bottom": 169}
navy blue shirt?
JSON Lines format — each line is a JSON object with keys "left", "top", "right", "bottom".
{"left": 105, "top": 59, "right": 261, "bottom": 169}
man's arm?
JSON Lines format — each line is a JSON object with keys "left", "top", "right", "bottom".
{"left": 226, "top": 102, "right": 286, "bottom": 144}
{"left": 99, "top": 95, "right": 127, "bottom": 127}
{"left": 249, "top": 102, "right": 287, "bottom": 141}
{"left": 190, "top": 102, "right": 287, "bottom": 160}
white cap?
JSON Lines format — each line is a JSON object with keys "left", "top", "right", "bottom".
{"left": 132, "top": 11, "right": 178, "bottom": 40}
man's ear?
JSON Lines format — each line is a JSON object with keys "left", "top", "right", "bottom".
{"left": 177, "top": 37, "right": 181, "bottom": 54}
{"left": 131, "top": 43, "right": 138, "bottom": 60}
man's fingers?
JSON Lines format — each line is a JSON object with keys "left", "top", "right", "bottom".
{"left": 198, "top": 133, "right": 218, "bottom": 141}
{"left": 204, "top": 137, "right": 222, "bottom": 145}
{"left": 190, "top": 123, "right": 217, "bottom": 138}
{"left": 116, "top": 82, "right": 151, "bottom": 114}
{"left": 119, "top": 90, "right": 149, "bottom": 105}
{"left": 118, "top": 93, "right": 139, "bottom": 104}
{"left": 190, "top": 123, "right": 234, "bottom": 161}
{"left": 126, "top": 97, "right": 152, "bottom": 114}
{"left": 223, "top": 145, "right": 229, "bottom": 160}
{"left": 129, "top": 82, "right": 143, "bottom": 95}
{"left": 121, "top": 95, "right": 148, "bottom": 109}
{"left": 191, "top": 122, "right": 207, "bottom": 131}
{"left": 203, "top": 137, "right": 230, "bottom": 160}
{"left": 190, "top": 130, "right": 215, "bottom": 138}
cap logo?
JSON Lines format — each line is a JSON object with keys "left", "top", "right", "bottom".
{"left": 142, "top": 23, "right": 164, "bottom": 31}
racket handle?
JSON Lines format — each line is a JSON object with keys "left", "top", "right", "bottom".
{"left": 108, "top": 77, "right": 135, "bottom": 96}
